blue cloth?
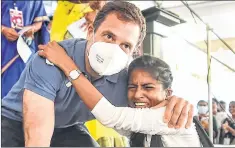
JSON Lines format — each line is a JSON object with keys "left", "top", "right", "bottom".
{"left": 1, "top": 0, "right": 50, "bottom": 98}
{"left": 2, "top": 39, "right": 129, "bottom": 128}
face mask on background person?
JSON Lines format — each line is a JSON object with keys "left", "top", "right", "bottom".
{"left": 87, "top": 32, "right": 131, "bottom": 76}
{"left": 198, "top": 106, "right": 208, "bottom": 114}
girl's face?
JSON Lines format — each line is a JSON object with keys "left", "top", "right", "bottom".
{"left": 127, "top": 69, "right": 171, "bottom": 108}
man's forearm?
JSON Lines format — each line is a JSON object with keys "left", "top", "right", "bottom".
{"left": 24, "top": 124, "right": 52, "bottom": 147}
{"left": 23, "top": 89, "right": 55, "bottom": 147}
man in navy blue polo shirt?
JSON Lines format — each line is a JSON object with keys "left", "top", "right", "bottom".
{"left": 1, "top": 1, "right": 194, "bottom": 147}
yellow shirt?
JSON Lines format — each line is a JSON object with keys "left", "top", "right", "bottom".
{"left": 50, "top": 1, "right": 93, "bottom": 41}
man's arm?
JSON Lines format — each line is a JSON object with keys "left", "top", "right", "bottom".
{"left": 23, "top": 90, "right": 54, "bottom": 147}
{"left": 21, "top": 51, "right": 64, "bottom": 146}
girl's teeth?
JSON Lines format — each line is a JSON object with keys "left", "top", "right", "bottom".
{"left": 135, "top": 103, "right": 146, "bottom": 106}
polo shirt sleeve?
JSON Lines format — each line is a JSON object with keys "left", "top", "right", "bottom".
{"left": 24, "top": 54, "right": 63, "bottom": 101}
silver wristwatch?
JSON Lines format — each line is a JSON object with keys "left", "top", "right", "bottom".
{"left": 68, "top": 69, "right": 82, "bottom": 81}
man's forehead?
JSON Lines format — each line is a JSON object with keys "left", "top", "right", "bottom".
{"left": 97, "top": 13, "right": 140, "bottom": 46}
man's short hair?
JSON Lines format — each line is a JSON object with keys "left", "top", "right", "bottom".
{"left": 93, "top": 1, "right": 146, "bottom": 48}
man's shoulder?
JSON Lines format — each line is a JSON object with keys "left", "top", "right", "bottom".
{"left": 117, "top": 68, "right": 128, "bottom": 82}
{"left": 57, "top": 38, "right": 87, "bottom": 56}
{"left": 27, "top": 53, "right": 64, "bottom": 83}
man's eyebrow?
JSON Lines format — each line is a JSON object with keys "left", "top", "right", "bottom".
{"left": 102, "top": 30, "right": 116, "bottom": 37}
{"left": 102, "top": 30, "right": 133, "bottom": 47}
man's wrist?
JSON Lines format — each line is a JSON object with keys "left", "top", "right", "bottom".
{"left": 60, "top": 57, "right": 79, "bottom": 77}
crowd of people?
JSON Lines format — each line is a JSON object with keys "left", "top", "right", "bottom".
{"left": 197, "top": 99, "right": 235, "bottom": 145}
{"left": 1, "top": 0, "right": 234, "bottom": 147}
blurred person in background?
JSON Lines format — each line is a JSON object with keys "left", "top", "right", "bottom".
{"left": 219, "top": 101, "right": 235, "bottom": 145}
{"left": 212, "top": 98, "right": 218, "bottom": 116}
{"left": 196, "top": 100, "right": 218, "bottom": 142}
{"left": 212, "top": 98, "right": 219, "bottom": 142}
{"left": 218, "top": 101, "right": 227, "bottom": 112}
{"left": 50, "top": 0, "right": 106, "bottom": 41}
{"left": 46, "top": 16, "right": 53, "bottom": 33}
{"left": 197, "top": 100, "right": 208, "bottom": 121}
{"left": 1, "top": 0, "right": 50, "bottom": 98}
{"left": 42, "top": 1, "right": 57, "bottom": 33}
{"left": 214, "top": 100, "right": 228, "bottom": 143}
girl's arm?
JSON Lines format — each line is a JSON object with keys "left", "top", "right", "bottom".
{"left": 37, "top": 42, "right": 195, "bottom": 136}
{"left": 56, "top": 57, "right": 194, "bottom": 135}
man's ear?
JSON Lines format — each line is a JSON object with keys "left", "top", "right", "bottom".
{"left": 86, "top": 25, "right": 94, "bottom": 40}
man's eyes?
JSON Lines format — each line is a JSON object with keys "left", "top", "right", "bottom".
{"left": 104, "top": 34, "right": 113, "bottom": 40}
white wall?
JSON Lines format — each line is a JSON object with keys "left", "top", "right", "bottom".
{"left": 161, "top": 33, "right": 235, "bottom": 114}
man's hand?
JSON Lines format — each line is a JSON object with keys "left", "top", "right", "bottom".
{"left": 152, "top": 95, "right": 194, "bottom": 129}
{"left": 38, "top": 41, "right": 76, "bottom": 76}
{"left": 2, "top": 26, "right": 19, "bottom": 41}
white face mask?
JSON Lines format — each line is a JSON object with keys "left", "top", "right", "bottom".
{"left": 88, "top": 41, "right": 129, "bottom": 76}
{"left": 128, "top": 56, "right": 134, "bottom": 65}
{"left": 198, "top": 106, "right": 208, "bottom": 114}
